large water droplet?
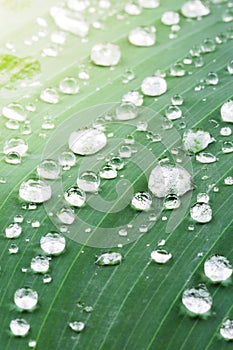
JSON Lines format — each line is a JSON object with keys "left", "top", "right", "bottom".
{"left": 19, "top": 179, "right": 52, "bottom": 203}
{"left": 182, "top": 284, "right": 212, "bottom": 315}
{"left": 3, "top": 138, "right": 28, "bottom": 157}
{"left": 69, "top": 128, "right": 107, "bottom": 155}
{"left": 96, "top": 252, "right": 122, "bottom": 266}
{"left": 37, "top": 159, "right": 61, "bottom": 180}
{"left": 131, "top": 191, "right": 152, "bottom": 211}
{"left": 148, "top": 164, "right": 193, "bottom": 197}
{"left": 31, "top": 255, "right": 50, "bottom": 273}
{"left": 10, "top": 319, "right": 30, "bottom": 336}
{"left": 220, "top": 319, "right": 233, "bottom": 340}
{"left": 14, "top": 288, "right": 38, "bottom": 311}
{"left": 91, "top": 43, "right": 121, "bottom": 66}
{"left": 2, "top": 103, "right": 26, "bottom": 122}
{"left": 115, "top": 102, "right": 138, "bottom": 120}
{"left": 77, "top": 171, "right": 100, "bottom": 192}
{"left": 181, "top": 0, "right": 210, "bottom": 18}
{"left": 183, "top": 129, "right": 214, "bottom": 153}
{"left": 204, "top": 255, "right": 232, "bottom": 282}
{"left": 190, "top": 202, "right": 212, "bottom": 223}
{"left": 221, "top": 100, "right": 233, "bottom": 123}
{"left": 50, "top": 7, "right": 89, "bottom": 37}
{"left": 151, "top": 249, "right": 172, "bottom": 263}
{"left": 40, "top": 232, "right": 66, "bottom": 255}
{"left": 141, "top": 76, "right": 167, "bottom": 96}
{"left": 128, "top": 26, "right": 156, "bottom": 46}
{"left": 64, "top": 186, "right": 86, "bottom": 207}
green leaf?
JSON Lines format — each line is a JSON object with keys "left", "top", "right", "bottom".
{"left": 0, "top": 1, "right": 233, "bottom": 350}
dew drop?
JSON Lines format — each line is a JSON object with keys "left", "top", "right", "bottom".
{"left": 5, "top": 223, "right": 22, "bottom": 239}
{"left": 19, "top": 179, "right": 52, "bottom": 203}
{"left": 108, "top": 156, "right": 124, "bottom": 170}
{"left": 37, "top": 159, "right": 61, "bottom": 180}
{"left": 124, "top": 2, "right": 142, "bottom": 15}
{"left": 183, "top": 129, "right": 213, "bottom": 153}
{"left": 170, "top": 63, "right": 185, "bottom": 77}
{"left": 40, "top": 87, "right": 60, "bottom": 104}
{"left": 118, "top": 145, "right": 132, "bottom": 158}
{"left": 122, "top": 91, "right": 143, "bottom": 106}
{"left": 5, "top": 152, "right": 21, "bottom": 165}
{"left": 181, "top": 0, "right": 210, "bottom": 18}
{"left": 99, "top": 164, "right": 117, "bottom": 179}
{"left": 40, "top": 232, "right": 66, "bottom": 255}
{"left": 43, "top": 274, "right": 52, "bottom": 284}
{"left": 57, "top": 207, "right": 75, "bottom": 224}
{"left": 9, "top": 243, "right": 19, "bottom": 254}
{"left": 59, "top": 77, "right": 80, "bottom": 94}
{"left": 96, "top": 252, "right": 122, "bottom": 266}
{"left": 220, "top": 319, "right": 233, "bottom": 340}
{"left": 224, "top": 176, "right": 233, "bottom": 185}
{"left": 28, "top": 340, "right": 37, "bottom": 348}
{"left": 2, "top": 103, "right": 26, "bottom": 122}
{"left": 220, "top": 127, "right": 232, "bottom": 136}
{"left": 196, "top": 192, "right": 209, "bottom": 203}
{"left": 77, "top": 171, "right": 100, "bottom": 192}
{"left": 69, "top": 321, "right": 85, "bottom": 332}
{"left": 222, "top": 141, "right": 233, "bottom": 153}
{"left": 5, "top": 119, "right": 20, "bottom": 130}
{"left": 137, "top": 0, "right": 160, "bottom": 8}
{"left": 201, "top": 38, "right": 216, "bottom": 53}
{"left": 131, "top": 192, "right": 152, "bottom": 211}
{"left": 196, "top": 152, "right": 217, "bottom": 163}
{"left": 141, "top": 76, "right": 167, "bottom": 96}
{"left": 161, "top": 11, "right": 180, "bottom": 25}
{"left": 10, "top": 319, "right": 30, "bottom": 336}
{"left": 128, "top": 26, "right": 156, "bottom": 47}
{"left": 190, "top": 202, "right": 212, "bottom": 223}
{"left": 31, "top": 256, "right": 50, "bottom": 273}
{"left": 14, "top": 288, "right": 38, "bottom": 311}
{"left": 227, "top": 59, "right": 233, "bottom": 74}
{"left": 69, "top": 128, "right": 107, "bottom": 155}
{"left": 206, "top": 72, "right": 219, "bottom": 85}
{"left": 204, "top": 255, "right": 232, "bottom": 282}
{"left": 171, "top": 94, "right": 183, "bottom": 106}
{"left": 91, "top": 43, "right": 121, "bottom": 66}
{"left": 3, "top": 138, "right": 28, "bottom": 157}
{"left": 115, "top": 102, "right": 138, "bottom": 120}
{"left": 165, "top": 105, "right": 182, "bottom": 120}
{"left": 151, "top": 249, "right": 172, "bottom": 264}
{"left": 164, "top": 194, "right": 181, "bottom": 209}
{"left": 58, "top": 151, "right": 76, "bottom": 168}
{"left": 182, "top": 284, "right": 212, "bottom": 315}
{"left": 221, "top": 100, "right": 233, "bottom": 123}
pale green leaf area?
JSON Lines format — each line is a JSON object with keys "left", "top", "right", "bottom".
{"left": 0, "top": 1, "right": 233, "bottom": 350}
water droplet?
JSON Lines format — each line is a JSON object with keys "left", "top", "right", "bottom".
{"left": 5, "top": 119, "right": 20, "bottom": 130}
{"left": 224, "top": 176, "right": 233, "bottom": 185}
{"left": 181, "top": 0, "right": 210, "bottom": 18}
{"left": 171, "top": 94, "right": 183, "bottom": 105}
{"left": 40, "top": 232, "right": 66, "bottom": 255}
{"left": 196, "top": 152, "right": 217, "bottom": 163}
{"left": 148, "top": 164, "right": 193, "bottom": 197}
{"left": 50, "top": 6, "right": 89, "bottom": 37}
{"left": 10, "top": 318, "right": 30, "bottom": 336}
{"left": 83, "top": 305, "right": 94, "bottom": 313}
{"left": 182, "top": 284, "right": 212, "bottom": 315}
{"left": 206, "top": 72, "right": 219, "bottom": 85}
{"left": 125, "top": 2, "right": 142, "bottom": 15}
{"left": 9, "top": 243, "right": 19, "bottom": 254}
{"left": 170, "top": 63, "right": 185, "bottom": 77}
{"left": 91, "top": 43, "right": 121, "bottom": 66}
{"left": 14, "top": 288, "right": 38, "bottom": 311}
{"left": 131, "top": 192, "right": 152, "bottom": 211}
{"left": 59, "top": 77, "right": 80, "bottom": 94}
{"left": 196, "top": 192, "right": 209, "bottom": 203}
{"left": 58, "top": 151, "right": 76, "bottom": 169}
{"left": 51, "top": 31, "right": 66, "bottom": 44}
{"left": 3, "top": 138, "right": 28, "bottom": 157}
{"left": 190, "top": 202, "right": 212, "bottom": 223}
{"left": 115, "top": 102, "right": 138, "bottom": 120}
{"left": 141, "top": 76, "right": 167, "bottom": 96}
{"left": 201, "top": 38, "right": 216, "bottom": 53}
{"left": 139, "top": 224, "right": 149, "bottom": 233}
{"left": 118, "top": 145, "right": 132, "bottom": 158}
{"left": 183, "top": 129, "right": 214, "bottom": 153}
{"left": 31, "top": 256, "right": 50, "bottom": 273}
{"left": 164, "top": 194, "right": 180, "bottom": 209}
{"left": 204, "top": 255, "right": 232, "bottom": 282}
{"left": 151, "top": 249, "right": 172, "bottom": 264}
{"left": 96, "top": 252, "right": 122, "bottom": 266}
{"left": 220, "top": 127, "right": 232, "bottom": 136}
{"left": 221, "top": 100, "right": 233, "bottom": 123}
{"left": 108, "top": 156, "right": 124, "bottom": 170}
{"left": 57, "top": 206, "right": 75, "bottom": 225}
{"left": 220, "top": 319, "right": 233, "bottom": 340}
{"left": 222, "top": 8, "right": 233, "bottom": 22}
{"left": 2, "top": 103, "right": 26, "bottom": 122}
{"left": 40, "top": 88, "right": 60, "bottom": 104}
{"left": 165, "top": 105, "right": 182, "bottom": 120}
{"left": 137, "top": 121, "right": 148, "bottom": 131}
{"left": 128, "top": 26, "right": 156, "bottom": 46}
{"left": 43, "top": 274, "right": 52, "bottom": 284}
{"left": 99, "top": 164, "right": 117, "bottom": 179}
{"left": 227, "top": 59, "right": 233, "bottom": 74}
{"left": 5, "top": 152, "right": 21, "bottom": 165}
{"left": 77, "top": 171, "right": 100, "bottom": 192}
{"left": 118, "top": 228, "right": 128, "bottom": 236}
{"left": 222, "top": 141, "right": 233, "bottom": 153}
{"left": 5, "top": 223, "right": 22, "bottom": 239}
{"left": 28, "top": 340, "right": 37, "bottom": 348}
{"left": 19, "top": 179, "right": 52, "bottom": 203}
{"left": 37, "top": 159, "right": 61, "bottom": 180}
{"left": 42, "top": 115, "right": 55, "bottom": 130}
{"left": 69, "top": 321, "right": 85, "bottom": 332}
{"left": 161, "top": 11, "right": 180, "bottom": 25}
{"left": 122, "top": 91, "right": 143, "bottom": 106}
{"left": 138, "top": 0, "right": 160, "bottom": 8}
{"left": 69, "top": 128, "right": 107, "bottom": 155}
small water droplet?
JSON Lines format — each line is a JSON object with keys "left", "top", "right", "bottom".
{"left": 164, "top": 194, "right": 181, "bottom": 209}
{"left": 59, "top": 77, "right": 80, "bottom": 94}
{"left": 91, "top": 43, "right": 121, "bottom": 66}
{"left": 161, "top": 11, "right": 180, "bottom": 25}
{"left": 5, "top": 119, "right": 20, "bottom": 130}
{"left": 182, "top": 284, "right": 212, "bottom": 315}
{"left": 96, "top": 252, "right": 122, "bottom": 266}
{"left": 224, "top": 176, "right": 233, "bottom": 185}
{"left": 201, "top": 38, "right": 216, "bottom": 53}
{"left": 115, "top": 102, "right": 138, "bottom": 121}
{"left": 171, "top": 94, "right": 183, "bottom": 106}
{"left": 69, "top": 128, "right": 107, "bottom": 155}
{"left": 196, "top": 192, "right": 209, "bottom": 203}
{"left": 2, "top": 103, "right": 26, "bottom": 122}
{"left": 131, "top": 192, "right": 152, "bottom": 211}
{"left": 170, "top": 63, "right": 185, "bottom": 77}
{"left": 122, "top": 91, "right": 143, "bottom": 106}
{"left": 196, "top": 152, "right": 217, "bottom": 163}
{"left": 222, "top": 141, "right": 233, "bottom": 153}
{"left": 118, "top": 228, "right": 128, "bottom": 236}
{"left": 31, "top": 256, "right": 50, "bottom": 273}
{"left": 9, "top": 243, "right": 19, "bottom": 254}
{"left": 3, "top": 138, "right": 28, "bottom": 157}
{"left": 43, "top": 274, "right": 52, "bottom": 284}
{"left": 181, "top": 0, "right": 210, "bottom": 18}
{"left": 107, "top": 156, "right": 124, "bottom": 170}
{"left": 5, "top": 223, "right": 22, "bottom": 239}
{"left": 138, "top": 0, "right": 160, "bottom": 8}
{"left": 220, "top": 127, "right": 232, "bottom": 136}
{"left": 227, "top": 59, "right": 233, "bottom": 74}
{"left": 40, "top": 232, "right": 66, "bottom": 255}
{"left": 220, "top": 319, "right": 233, "bottom": 340}
{"left": 69, "top": 321, "right": 85, "bottom": 332}
{"left": 206, "top": 72, "right": 219, "bottom": 85}
{"left": 124, "top": 2, "right": 142, "bottom": 15}
{"left": 118, "top": 145, "right": 132, "bottom": 158}
{"left": 5, "top": 152, "right": 21, "bottom": 165}
{"left": 165, "top": 105, "right": 182, "bottom": 120}
{"left": 151, "top": 249, "right": 172, "bottom": 264}
{"left": 190, "top": 202, "right": 212, "bottom": 223}
{"left": 10, "top": 318, "right": 30, "bottom": 336}
{"left": 37, "top": 159, "right": 61, "bottom": 180}
{"left": 141, "top": 76, "right": 167, "bottom": 96}
{"left": 128, "top": 26, "right": 156, "bottom": 46}
{"left": 221, "top": 100, "right": 233, "bottom": 123}
{"left": 99, "top": 164, "right": 117, "bottom": 179}
{"left": 28, "top": 339, "right": 37, "bottom": 348}
{"left": 204, "top": 255, "right": 232, "bottom": 282}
